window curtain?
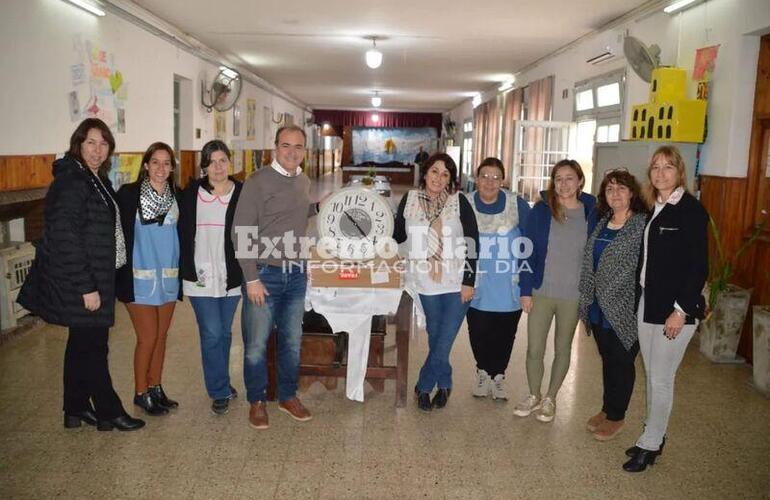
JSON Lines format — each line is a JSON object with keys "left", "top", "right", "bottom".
{"left": 472, "top": 102, "right": 488, "bottom": 170}
{"left": 520, "top": 75, "right": 555, "bottom": 201}
{"left": 500, "top": 88, "right": 523, "bottom": 183}
{"left": 312, "top": 110, "right": 442, "bottom": 135}
{"left": 483, "top": 96, "right": 502, "bottom": 163}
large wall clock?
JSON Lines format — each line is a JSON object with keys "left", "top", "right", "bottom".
{"left": 317, "top": 187, "right": 394, "bottom": 260}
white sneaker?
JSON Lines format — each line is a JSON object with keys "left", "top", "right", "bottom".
{"left": 535, "top": 396, "right": 556, "bottom": 422}
{"left": 472, "top": 369, "right": 491, "bottom": 397}
{"left": 513, "top": 394, "right": 541, "bottom": 417}
{"left": 490, "top": 374, "right": 508, "bottom": 401}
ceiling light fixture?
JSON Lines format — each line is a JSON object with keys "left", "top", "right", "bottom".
{"left": 365, "top": 38, "right": 383, "bottom": 69}
{"left": 219, "top": 66, "right": 239, "bottom": 79}
{"left": 498, "top": 77, "right": 516, "bottom": 92}
{"left": 371, "top": 91, "right": 382, "bottom": 108}
{"left": 371, "top": 113, "right": 380, "bottom": 123}
{"left": 472, "top": 93, "right": 482, "bottom": 108}
{"left": 663, "top": 0, "right": 702, "bottom": 14}
{"left": 63, "top": 0, "right": 106, "bottom": 16}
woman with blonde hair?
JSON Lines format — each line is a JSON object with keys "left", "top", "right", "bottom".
{"left": 623, "top": 145, "right": 708, "bottom": 472}
{"left": 514, "top": 159, "right": 596, "bottom": 423}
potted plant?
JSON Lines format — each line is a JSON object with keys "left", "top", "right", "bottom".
{"left": 699, "top": 217, "right": 766, "bottom": 363}
{"left": 362, "top": 165, "right": 376, "bottom": 186}
{"left": 752, "top": 270, "right": 770, "bottom": 396}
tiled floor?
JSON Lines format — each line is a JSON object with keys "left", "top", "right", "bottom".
{"left": 1, "top": 173, "right": 769, "bottom": 499}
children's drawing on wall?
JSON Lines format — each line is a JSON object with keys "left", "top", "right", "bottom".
{"left": 68, "top": 91, "right": 80, "bottom": 122}
{"left": 69, "top": 35, "right": 128, "bottom": 132}
{"left": 230, "top": 141, "right": 243, "bottom": 174}
{"left": 246, "top": 99, "right": 256, "bottom": 140}
{"left": 214, "top": 111, "right": 226, "bottom": 139}
{"left": 233, "top": 104, "right": 241, "bottom": 136}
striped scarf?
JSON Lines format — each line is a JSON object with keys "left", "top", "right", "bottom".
{"left": 418, "top": 189, "right": 448, "bottom": 282}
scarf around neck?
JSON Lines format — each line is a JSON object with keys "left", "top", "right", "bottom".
{"left": 139, "top": 178, "right": 174, "bottom": 225}
{"left": 418, "top": 189, "right": 449, "bottom": 282}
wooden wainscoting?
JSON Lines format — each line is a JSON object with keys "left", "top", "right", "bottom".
{"left": 179, "top": 150, "right": 197, "bottom": 188}
{"left": 0, "top": 154, "right": 55, "bottom": 192}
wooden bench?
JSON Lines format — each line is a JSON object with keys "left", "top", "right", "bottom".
{"left": 265, "top": 291, "right": 413, "bottom": 407}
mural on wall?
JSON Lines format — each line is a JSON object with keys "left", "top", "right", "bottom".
{"left": 246, "top": 99, "right": 256, "bottom": 140}
{"left": 351, "top": 127, "right": 437, "bottom": 164}
{"left": 69, "top": 36, "right": 128, "bottom": 132}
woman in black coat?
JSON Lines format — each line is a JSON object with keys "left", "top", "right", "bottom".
{"left": 17, "top": 118, "right": 144, "bottom": 432}
{"left": 622, "top": 145, "right": 708, "bottom": 472}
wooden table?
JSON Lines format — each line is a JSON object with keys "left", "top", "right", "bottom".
{"left": 266, "top": 291, "right": 413, "bottom": 407}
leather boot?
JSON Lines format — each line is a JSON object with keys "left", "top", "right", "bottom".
{"left": 622, "top": 448, "right": 658, "bottom": 472}
{"left": 149, "top": 385, "right": 179, "bottom": 410}
{"left": 97, "top": 414, "right": 146, "bottom": 431}
{"left": 64, "top": 408, "right": 98, "bottom": 428}
{"left": 431, "top": 388, "right": 451, "bottom": 409}
{"left": 134, "top": 392, "right": 168, "bottom": 416}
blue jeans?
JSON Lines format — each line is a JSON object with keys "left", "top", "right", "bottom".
{"left": 417, "top": 292, "right": 470, "bottom": 393}
{"left": 241, "top": 265, "right": 307, "bottom": 403}
{"left": 189, "top": 295, "right": 241, "bottom": 400}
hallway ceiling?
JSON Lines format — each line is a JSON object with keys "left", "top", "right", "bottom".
{"left": 131, "top": 0, "right": 651, "bottom": 112}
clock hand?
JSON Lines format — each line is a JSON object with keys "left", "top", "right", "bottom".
{"left": 343, "top": 210, "right": 370, "bottom": 240}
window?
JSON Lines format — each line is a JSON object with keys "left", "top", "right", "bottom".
{"left": 574, "top": 70, "right": 625, "bottom": 144}
{"left": 461, "top": 119, "right": 473, "bottom": 179}
{"left": 596, "top": 82, "right": 620, "bottom": 107}
{"left": 576, "top": 89, "right": 594, "bottom": 111}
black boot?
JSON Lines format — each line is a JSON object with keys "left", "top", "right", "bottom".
{"left": 625, "top": 436, "right": 666, "bottom": 458}
{"left": 431, "top": 388, "right": 451, "bottom": 409}
{"left": 134, "top": 392, "right": 168, "bottom": 416}
{"left": 149, "top": 385, "right": 179, "bottom": 410}
{"left": 416, "top": 392, "right": 432, "bottom": 412}
{"left": 622, "top": 448, "right": 658, "bottom": 472}
{"left": 97, "top": 414, "right": 146, "bottom": 431}
{"left": 63, "top": 408, "right": 98, "bottom": 428}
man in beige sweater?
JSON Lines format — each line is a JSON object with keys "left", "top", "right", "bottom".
{"left": 233, "top": 125, "right": 319, "bottom": 430}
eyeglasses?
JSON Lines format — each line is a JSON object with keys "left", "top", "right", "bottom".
{"left": 479, "top": 173, "right": 502, "bottom": 181}
{"left": 604, "top": 167, "right": 628, "bottom": 177}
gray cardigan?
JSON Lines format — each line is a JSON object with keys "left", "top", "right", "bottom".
{"left": 578, "top": 212, "right": 647, "bottom": 351}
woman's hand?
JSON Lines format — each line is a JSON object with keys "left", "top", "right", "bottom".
{"left": 520, "top": 296, "right": 533, "bottom": 314}
{"left": 664, "top": 310, "right": 685, "bottom": 339}
{"left": 460, "top": 285, "right": 475, "bottom": 304}
{"left": 246, "top": 280, "right": 269, "bottom": 306}
{"left": 83, "top": 291, "right": 101, "bottom": 311}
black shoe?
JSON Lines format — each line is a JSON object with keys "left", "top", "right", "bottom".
{"left": 134, "top": 392, "right": 169, "bottom": 416}
{"left": 149, "top": 385, "right": 179, "bottom": 410}
{"left": 211, "top": 398, "right": 230, "bottom": 415}
{"left": 625, "top": 436, "right": 666, "bottom": 458}
{"left": 228, "top": 385, "right": 238, "bottom": 399}
{"left": 63, "top": 409, "right": 98, "bottom": 428}
{"left": 622, "top": 448, "right": 658, "bottom": 472}
{"left": 431, "top": 388, "right": 451, "bottom": 409}
{"left": 97, "top": 414, "right": 146, "bottom": 431}
{"left": 416, "top": 392, "right": 432, "bottom": 412}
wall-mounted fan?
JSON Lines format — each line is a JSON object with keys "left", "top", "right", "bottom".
{"left": 201, "top": 68, "right": 242, "bottom": 112}
{"left": 623, "top": 36, "right": 661, "bottom": 83}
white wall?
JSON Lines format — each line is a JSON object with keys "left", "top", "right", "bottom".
{"left": 449, "top": 0, "right": 770, "bottom": 177}
{"left": 0, "top": 0, "right": 307, "bottom": 156}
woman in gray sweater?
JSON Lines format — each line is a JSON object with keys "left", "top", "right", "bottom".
{"left": 578, "top": 170, "right": 648, "bottom": 441}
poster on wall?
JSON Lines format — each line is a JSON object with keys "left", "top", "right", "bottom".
{"left": 351, "top": 127, "right": 438, "bottom": 164}
{"left": 215, "top": 111, "right": 226, "bottom": 139}
{"left": 69, "top": 35, "right": 128, "bottom": 131}
{"left": 246, "top": 99, "right": 256, "bottom": 140}
{"left": 693, "top": 45, "right": 720, "bottom": 81}
{"left": 231, "top": 141, "right": 243, "bottom": 174}
{"left": 233, "top": 104, "right": 241, "bottom": 136}
{"left": 108, "top": 153, "right": 142, "bottom": 189}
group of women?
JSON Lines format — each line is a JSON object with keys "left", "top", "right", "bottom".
{"left": 19, "top": 118, "right": 244, "bottom": 430}
{"left": 395, "top": 146, "right": 707, "bottom": 473}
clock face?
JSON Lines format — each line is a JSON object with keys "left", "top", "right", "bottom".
{"left": 317, "top": 187, "right": 394, "bottom": 260}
